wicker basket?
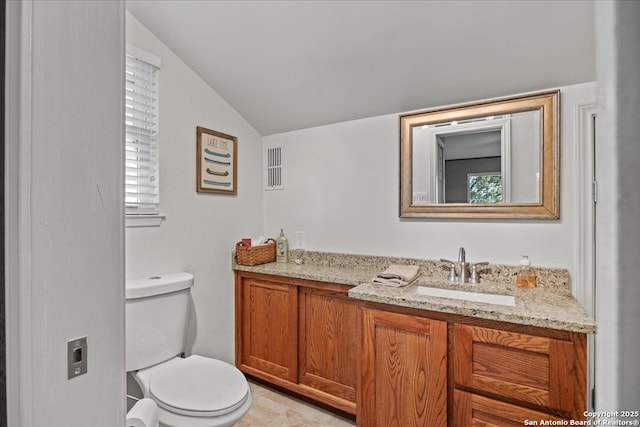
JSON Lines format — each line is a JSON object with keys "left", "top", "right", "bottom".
{"left": 235, "top": 238, "right": 277, "bottom": 266}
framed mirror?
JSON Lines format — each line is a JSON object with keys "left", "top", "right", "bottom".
{"left": 400, "top": 90, "right": 559, "bottom": 219}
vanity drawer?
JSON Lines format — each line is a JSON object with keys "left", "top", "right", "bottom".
{"left": 452, "top": 389, "right": 570, "bottom": 427}
{"left": 451, "top": 323, "right": 586, "bottom": 418}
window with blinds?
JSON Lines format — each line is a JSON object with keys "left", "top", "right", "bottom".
{"left": 125, "top": 46, "right": 160, "bottom": 215}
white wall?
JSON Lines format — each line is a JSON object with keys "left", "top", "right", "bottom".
{"left": 5, "top": 1, "right": 125, "bottom": 425}
{"left": 264, "top": 82, "right": 595, "bottom": 277}
{"left": 125, "top": 14, "right": 264, "bottom": 363}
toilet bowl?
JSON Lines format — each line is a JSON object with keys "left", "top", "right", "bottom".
{"left": 126, "top": 273, "right": 252, "bottom": 427}
{"left": 132, "top": 356, "right": 252, "bottom": 427}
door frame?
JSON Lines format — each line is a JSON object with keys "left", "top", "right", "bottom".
{"left": 575, "top": 102, "right": 597, "bottom": 411}
{"left": 1, "top": 0, "right": 6, "bottom": 420}
{"left": 5, "top": 1, "right": 35, "bottom": 424}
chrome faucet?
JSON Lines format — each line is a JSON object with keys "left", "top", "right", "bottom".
{"left": 457, "top": 247, "right": 469, "bottom": 283}
{"left": 440, "top": 247, "right": 488, "bottom": 284}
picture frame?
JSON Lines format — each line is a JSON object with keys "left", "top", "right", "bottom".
{"left": 196, "top": 126, "right": 237, "bottom": 194}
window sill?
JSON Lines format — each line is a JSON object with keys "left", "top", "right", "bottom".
{"left": 126, "top": 214, "right": 165, "bottom": 228}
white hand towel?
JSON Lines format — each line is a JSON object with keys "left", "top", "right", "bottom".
{"left": 372, "top": 264, "right": 420, "bottom": 287}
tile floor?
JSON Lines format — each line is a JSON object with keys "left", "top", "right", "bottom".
{"left": 235, "top": 380, "right": 356, "bottom": 426}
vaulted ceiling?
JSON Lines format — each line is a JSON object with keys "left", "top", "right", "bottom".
{"left": 126, "top": 0, "right": 595, "bottom": 136}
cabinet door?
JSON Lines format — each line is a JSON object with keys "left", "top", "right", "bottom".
{"left": 452, "top": 323, "right": 586, "bottom": 419}
{"left": 359, "top": 308, "right": 447, "bottom": 427}
{"left": 299, "top": 287, "right": 358, "bottom": 409}
{"left": 237, "top": 276, "right": 298, "bottom": 383}
{"left": 453, "top": 389, "right": 569, "bottom": 427}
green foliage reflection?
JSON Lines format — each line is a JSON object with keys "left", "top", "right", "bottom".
{"left": 468, "top": 174, "right": 502, "bottom": 203}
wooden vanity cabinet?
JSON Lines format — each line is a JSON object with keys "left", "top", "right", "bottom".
{"left": 452, "top": 390, "right": 569, "bottom": 426}
{"left": 236, "top": 271, "right": 589, "bottom": 424}
{"left": 235, "top": 272, "right": 358, "bottom": 415}
{"left": 358, "top": 304, "right": 587, "bottom": 426}
{"left": 359, "top": 307, "right": 448, "bottom": 426}
{"left": 299, "top": 286, "right": 358, "bottom": 407}
{"left": 235, "top": 274, "right": 298, "bottom": 383}
{"left": 451, "top": 322, "right": 587, "bottom": 423}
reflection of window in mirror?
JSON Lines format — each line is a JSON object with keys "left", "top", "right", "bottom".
{"left": 412, "top": 115, "right": 513, "bottom": 204}
{"left": 441, "top": 129, "right": 504, "bottom": 203}
{"left": 467, "top": 172, "right": 503, "bottom": 203}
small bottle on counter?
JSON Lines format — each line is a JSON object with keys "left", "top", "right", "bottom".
{"left": 516, "top": 255, "right": 536, "bottom": 288}
{"left": 276, "top": 228, "right": 289, "bottom": 263}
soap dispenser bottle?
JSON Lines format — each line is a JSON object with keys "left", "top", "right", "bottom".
{"left": 276, "top": 228, "right": 289, "bottom": 263}
{"left": 516, "top": 255, "right": 536, "bottom": 288}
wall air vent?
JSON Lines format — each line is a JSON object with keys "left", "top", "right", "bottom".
{"left": 265, "top": 145, "right": 284, "bottom": 190}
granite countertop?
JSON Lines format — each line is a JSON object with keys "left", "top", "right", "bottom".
{"left": 233, "top": 250, "right": 596, "bottom": 334}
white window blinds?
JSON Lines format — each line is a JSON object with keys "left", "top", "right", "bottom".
{"left": 125, "top": 47, "right": 160, "bottom": 214}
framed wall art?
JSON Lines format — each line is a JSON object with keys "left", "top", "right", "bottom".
{"left": 196, "top": 126, "right": 237, "bottom": 194}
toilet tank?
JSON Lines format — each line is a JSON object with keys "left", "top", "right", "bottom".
{"left": 125, "top": 272, "right": 194, "bottom": 372}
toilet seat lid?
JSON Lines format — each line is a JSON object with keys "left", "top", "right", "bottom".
{"left": 149, "top": 355, "right": 249, "bottom": 417}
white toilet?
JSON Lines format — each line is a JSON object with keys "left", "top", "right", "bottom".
{"left": 126, "top": 272, "right": 252, "bottom": 427}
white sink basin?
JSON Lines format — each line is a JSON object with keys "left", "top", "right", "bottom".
{"left": 414, "top": 286, "right": 516, "bottom": 307}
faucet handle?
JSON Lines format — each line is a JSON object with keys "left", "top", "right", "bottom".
{"left": 470, "top": 261, "right": 489, "bottom": 268}
{"left": 447, "top": 263, "right": 458, "bottom": 282}
{"left": 439, "top": 259, "right": 458, "bottom": 282}
{"left": 469, "top": 262, "right": 489, "bottom": 284}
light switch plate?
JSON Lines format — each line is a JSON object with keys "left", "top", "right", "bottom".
{"left": 67, "top": 336, "right": 88, "bottom": 379}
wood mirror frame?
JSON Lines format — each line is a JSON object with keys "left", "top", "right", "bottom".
{"left": 400, "top": 90, "right": 560, "bottom": 219}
